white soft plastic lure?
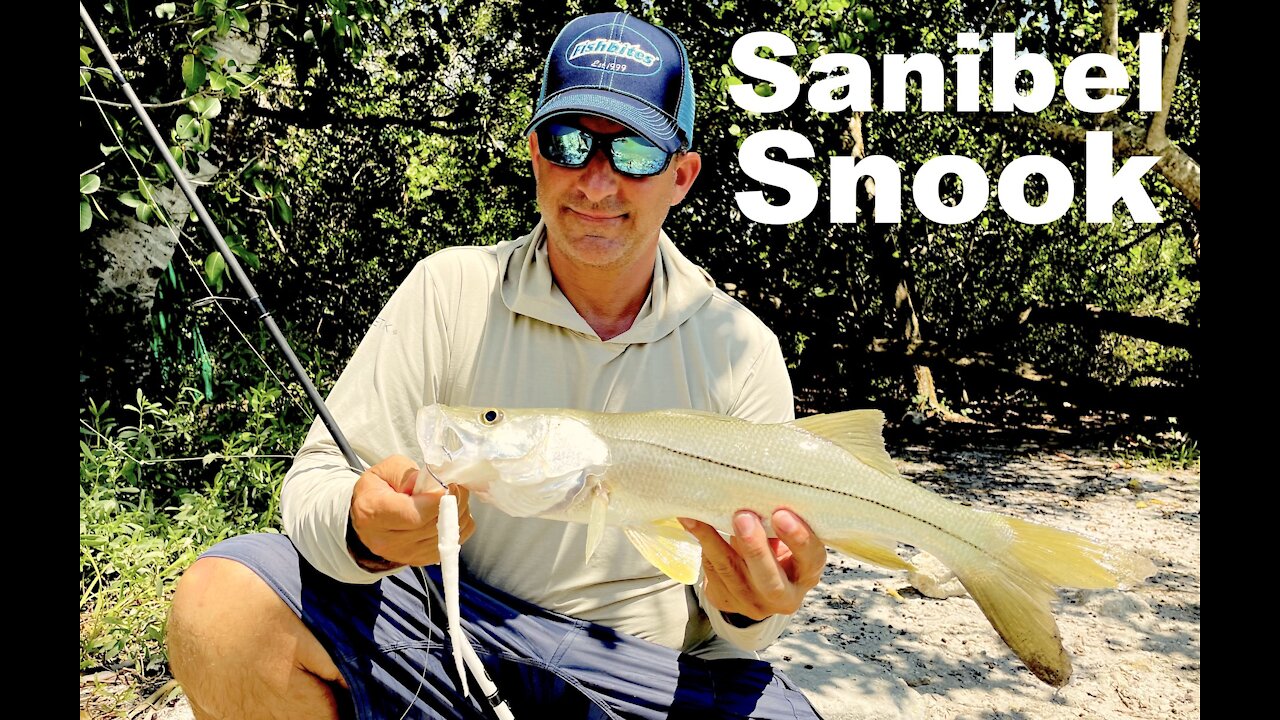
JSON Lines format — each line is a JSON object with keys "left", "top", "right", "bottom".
{"left": 416, "top": 403, "right": 1154, "bottom": 688}
{"left": 436, "top": 493, "right": 467, "bottom": 696}
{"left": 434, "top": 479, "right": 515, "bottom": 719}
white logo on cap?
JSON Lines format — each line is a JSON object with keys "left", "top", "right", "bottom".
{"left": 568, "top": 38, "right": 658, "bottom": 67}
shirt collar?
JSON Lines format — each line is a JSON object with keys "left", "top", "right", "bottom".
{"left": 496, "top": 219, "right": 715, "bottom": 344}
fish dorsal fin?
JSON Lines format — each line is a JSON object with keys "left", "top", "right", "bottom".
{"left": 584, "top": 485, "right": 609, "bottom": 563}
{"left": 792, "top": 410, "right": 899, "bottom": 478}
{"left": 622, "top": 520, "right": 703, "bottom": 585}
{"left": 825, "top": 532, "right": 914, "bottom": 571}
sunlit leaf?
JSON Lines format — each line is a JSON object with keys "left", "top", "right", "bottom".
{"left": 175, "top": 114, "right": 200, "bottom": 139}
{"left": 204, "top": 251, "right": 227, "bottom": 288}
{"left": 182, "top": 55, "right": 206, "bottom": 94}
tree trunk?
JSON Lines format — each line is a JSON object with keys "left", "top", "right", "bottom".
{"left": 981, "top": 0, "right": 1200, "bottom": 211}
{"left": 95, "top": 157, "right": 217, "bottom": 308}
{"left": 848, "top": 112, "right": 964, "bottom": 421}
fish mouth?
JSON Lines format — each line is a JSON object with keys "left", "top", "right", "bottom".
{"left": 417, "top": 404, "right": 515, "bottom": 493}
{"left": 439, "top": 425, "right": 464, "bottom": 459}
{"left": 425, "top": 424, "right": 474, "bottom": 488}
{"left": 417, "top": 405, "right": 471, "bottom": 483}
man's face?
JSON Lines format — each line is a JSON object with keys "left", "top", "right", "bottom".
{"left": 531, "top": 114, "right": 701, "bottom": 273}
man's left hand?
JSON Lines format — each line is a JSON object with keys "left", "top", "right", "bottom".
{"left": 679, "top": 509, "right": 827, "bottom": 622}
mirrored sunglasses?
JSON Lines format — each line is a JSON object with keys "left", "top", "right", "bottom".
{"left": 536, "top": 121, "right": 674, "bottom": 178}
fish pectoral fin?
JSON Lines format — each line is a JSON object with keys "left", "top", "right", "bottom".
{"left": 585, "top": 486, "right": 609, "bottom": 563}
{"left": 826, "top": 532, "right": 914, "bottom": 571}
{"left": 622, "top": 522, "right": 703, "bottom": 585}
{"left": 791, "top": 410, "right": 899, "bottom": 478}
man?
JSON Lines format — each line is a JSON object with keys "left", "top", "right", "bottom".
{"left": 167, "top": 12, "right": 827, "bottom": 719}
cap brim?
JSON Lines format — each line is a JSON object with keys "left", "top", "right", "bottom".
{"left": 525, "top": 89, "right": 682, "bottom": 154}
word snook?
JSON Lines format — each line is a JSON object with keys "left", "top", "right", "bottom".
{"left": 730, "top": 31, "right": 1166, "bottom": 225}
{"left": 736, "top": 130, "right": 1161, "bottom": 225}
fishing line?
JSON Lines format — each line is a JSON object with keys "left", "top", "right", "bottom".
{"left": 80, "top": 416, "right": 294, "bottom": 467}
{"left": 81, "top": 74, "right": 307, "bottom": 419}
{"left": 80, "top": 5, "right": 512, "bottom": 718}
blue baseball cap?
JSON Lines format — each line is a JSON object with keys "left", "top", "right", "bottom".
{"left": 525, "top": 12, "right": 696, "bottom": 154}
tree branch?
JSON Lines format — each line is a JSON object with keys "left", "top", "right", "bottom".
{"left": 1144, "top": 134, "right": 1201, "bottom": 210}
{"left": 979, "top": 114, "right": 1200, "bottom": 210}
{"left": 978, "top": 113, "right": 1153, "bottom": 154}
{"left": 958, "top": 300, "right": 1198, "bottom": 365}
{"left": 1095, "top": 221, "right": 1170, "bottom": 263}
{"left": 1148, "top": 0, "right": 1189, "bottom": 149}
{"left": 1098, "top": 0, "right": 1120, "bottom": 126}
{"left": 80, "top": 94, "right": 198, "bottom": 109}
{"left": 244, "top": 104, "right": 476, "bottom": 134}
{"left": 1100, "top": 0, "right": 1120, "bottom": 58}
{"left": 864, "top": 337, "right": 1192, "bottom": 418}
{"left": 1015, "top": 303, "right": 1197, "bottom": 354}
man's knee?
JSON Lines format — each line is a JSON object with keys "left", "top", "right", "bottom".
{"left": 167, "top": 556, "right": 282, "bottom": 663}
{"left": 167, "top": 556, "right": 346, "bottom": 718}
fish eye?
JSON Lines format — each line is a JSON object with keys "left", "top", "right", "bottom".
{"left": 480, "top": 408, "right": 504, "bottom": 426}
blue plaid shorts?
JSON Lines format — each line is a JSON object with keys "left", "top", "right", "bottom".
{"left": 203, "top": 534, "right": 822, "bottom": 719}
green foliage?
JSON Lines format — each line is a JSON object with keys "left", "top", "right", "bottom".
{"left": 80, "top": 164, "right": 105, "bottom": 231}
{"left": 79, "top": 384, "right": 304, "bottom": 676}
{"left": 1111, "top": 427, "right": 1200, "bottom": 471}
{"left": 662, "top": 0, "right": 1198, "bottom": 414}
{"left": 83, "top": 1, "right": 1199, "bottom": 419}
{"left": 77, "top": 0, "right": 1204, "bottom": 455}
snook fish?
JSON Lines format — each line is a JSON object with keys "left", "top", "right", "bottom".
{"left": 415, "top": 403, "right": 1154, "bottom": 687}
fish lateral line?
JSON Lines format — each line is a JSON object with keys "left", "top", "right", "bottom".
{"left": 605, "top": 432, "right": 988, "bottom": 559}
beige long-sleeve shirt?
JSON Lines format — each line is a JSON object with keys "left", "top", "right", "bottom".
{"left": 281, "top": 221, "right": 797, "bottom": 657}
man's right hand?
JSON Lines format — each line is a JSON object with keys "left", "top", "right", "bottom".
{"left": 347, "top": 454, "right": 475, "bottom": 569}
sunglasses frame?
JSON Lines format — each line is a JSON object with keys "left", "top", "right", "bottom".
{"left": 535, "top": 120, "right": 675, "bottom": 179}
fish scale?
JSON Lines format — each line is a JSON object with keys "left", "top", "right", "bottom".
{"left": 570, "top": 413, "right": 979, "bottom": 558}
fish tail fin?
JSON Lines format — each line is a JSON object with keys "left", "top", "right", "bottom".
{"left": 951, "top": 514, "right": 1156, "bottom": 687}
{"left": 1001, "top": 515, "right": 1156, "bottom": 590}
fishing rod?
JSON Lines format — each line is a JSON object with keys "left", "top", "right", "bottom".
{"left": 78, "top": 6, "right": 513, "bottom": 718}
{"left": 79, "top": 3, "right": 350, "bottom": 463}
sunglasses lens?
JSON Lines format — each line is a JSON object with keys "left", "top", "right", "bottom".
{"left": 541, "top": 123, "right": 592, "bottom": 167}
{"left": 610, "top": 135, "right": 670, "bottom": 176}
